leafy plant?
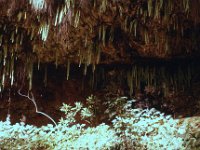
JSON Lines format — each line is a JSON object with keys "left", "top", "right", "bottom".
{"left": 112, "top": 100, "right": 191, "bottom": 150}
{"left": 0, "top": 101, "right": 119, "bottom": 150}
{"left": 0, "top": 96, "right": 199, "bottom": 150}
{"left": 104, "top": 96, "right": 128, "bottom": 120}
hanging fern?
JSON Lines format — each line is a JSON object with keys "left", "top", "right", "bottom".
{"left": 28, "top": 0, "right": 46, "bottom": 11}
{"left": 38, "top": 23, "right": 50, "bottom": 41}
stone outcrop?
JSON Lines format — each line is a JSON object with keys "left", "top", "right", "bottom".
{"left": 0, "top": 0, "right": 200, "bottom": 66}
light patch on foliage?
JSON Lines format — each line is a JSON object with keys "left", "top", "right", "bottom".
{"left": 28, "top": 0, "right": 46, "bottom": 11}
{"left": 112, "top": 101, "right": 192, "bottom": 149}
{"left": 38, "top": 23, "right": 50, "bottom": 41}
{"left": 0, "top": 116, "right": 118, "bottom": 149}
{"left": 0, "top": 98, "right": 199, "bottom": 149}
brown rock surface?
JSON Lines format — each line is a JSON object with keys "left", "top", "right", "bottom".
{"left": 0, "top": 0, "right": 200, "bottom": 65}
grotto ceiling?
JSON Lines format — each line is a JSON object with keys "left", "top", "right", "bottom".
{"left": 0, "top": 0, "right": 200, "bottom": 64}
{"left": 0, "top": 0, "right": 199, "bottom": 94}
{"left": 0, "top": 0, "right": 199, "bottom": 91}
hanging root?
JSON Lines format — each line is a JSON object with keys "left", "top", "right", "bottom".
{"left": 17, "top": 89, "right": 57, "bottom": 126}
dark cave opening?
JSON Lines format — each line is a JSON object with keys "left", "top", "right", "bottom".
{"left": 0, "top": 59, "right": 200, "bottom": 126}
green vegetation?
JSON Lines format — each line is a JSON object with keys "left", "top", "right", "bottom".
{"left": 0, "top": 96, "right": 199, "bottom": 150}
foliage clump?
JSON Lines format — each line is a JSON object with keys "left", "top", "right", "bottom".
{"left": 0, "top": 102, "right": 119, "bottom": 150}
{"left": 112, "top": 100, "right": 190, "bottom": 149}
{"left": 0, "top": 96, "right": 199, "bottom": 149}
